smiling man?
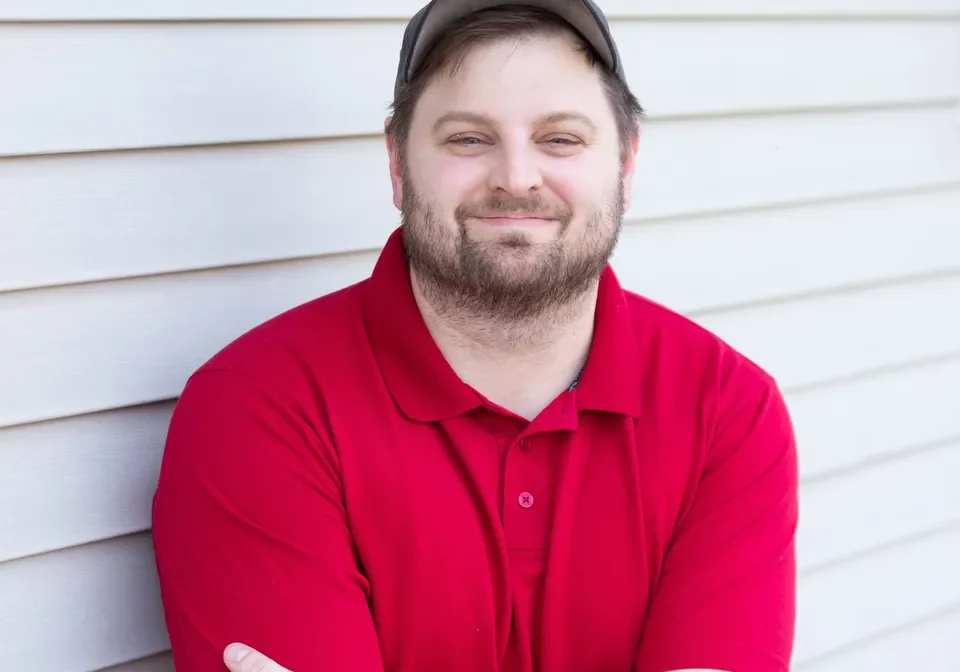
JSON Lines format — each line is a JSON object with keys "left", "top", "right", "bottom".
{"left": 151, "top": 1, "right": 799, "bottom": 671}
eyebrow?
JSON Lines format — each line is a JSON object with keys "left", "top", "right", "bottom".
{"left": 432, "top": 111, "right": 597, "bottom": 133}
{"left": 537, "top": 112, "right": 598, "bottom": 132}
{"left": 432, "top": 111, "right": 495, "bottom": 131}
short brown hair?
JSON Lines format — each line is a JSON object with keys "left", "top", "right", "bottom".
{"left": 386, "top": 6, "right": 643, "bottom": 162}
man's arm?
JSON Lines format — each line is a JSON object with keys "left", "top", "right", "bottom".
{"left": 221, "top": 645, "right": 729, "bottom": 672}
{"left": 152, "top": 368, "right": 384, "bottom": 672}
{"left": 635, "top": 371, "right": 799, "bottom": 672}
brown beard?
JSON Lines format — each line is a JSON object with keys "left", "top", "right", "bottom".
{"left": 400, "top": 179, "right": 625, "bottom": 323}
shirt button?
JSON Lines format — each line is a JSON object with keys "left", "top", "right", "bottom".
{"left": 518, "top": 492, "right": 534, "bottom": 509}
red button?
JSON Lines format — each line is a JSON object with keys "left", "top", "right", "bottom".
{"left": 518, "top": 492, "right": 534, "bottom": 509}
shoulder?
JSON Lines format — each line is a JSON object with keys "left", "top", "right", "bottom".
{"left": 188, "top": 278, "right": 371, "bottom": 396}
{"left": 622, "top": 289, "right": 778, "bottom": 404}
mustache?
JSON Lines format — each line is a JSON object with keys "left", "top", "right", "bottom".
{"left": 456, "top": 195, "right": 572, "bottom": 221}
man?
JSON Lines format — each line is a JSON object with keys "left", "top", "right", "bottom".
{"left": 152, "top": 1, "right": 799, "bottom": 670}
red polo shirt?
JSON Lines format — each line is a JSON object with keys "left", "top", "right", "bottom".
{"left": 152, "top": 227, "right": 798, "bottom": 672}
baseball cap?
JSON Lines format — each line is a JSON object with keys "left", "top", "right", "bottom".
{"left": 394, "top": 0, "right": 626, "bottom": 99}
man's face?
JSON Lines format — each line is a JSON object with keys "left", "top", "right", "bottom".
{"left": 389, "top": 32, "right": 638, "bottom": 320}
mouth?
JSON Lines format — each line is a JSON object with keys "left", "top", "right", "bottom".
{"left": 472, "top": 214, "right": 556, "bottom": 226}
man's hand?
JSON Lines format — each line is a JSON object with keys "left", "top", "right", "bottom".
{"left": 223, "top": 643, "right": 292, "bottom": 672}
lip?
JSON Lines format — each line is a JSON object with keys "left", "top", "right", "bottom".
{"left": 473, "top": 215, "right": 555, "bottom": 226}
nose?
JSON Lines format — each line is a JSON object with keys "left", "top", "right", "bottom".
{"left": 487, "top": 137, "right": 543, "bottom": 197}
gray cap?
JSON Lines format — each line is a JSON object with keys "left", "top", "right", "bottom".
{"left": 394, "top": 0, "right": 626, "bottom": 99}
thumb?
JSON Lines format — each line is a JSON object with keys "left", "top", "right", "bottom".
{"left": 223, "top": 643, "right": 293, "bottom": 672}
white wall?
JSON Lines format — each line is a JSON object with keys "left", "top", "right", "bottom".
{"left": 1, "top": 2, "right": 959, "bottom": 670}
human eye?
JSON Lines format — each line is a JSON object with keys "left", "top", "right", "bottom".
{"left": 545, "top": 136, "right": 581, "bottom": 145}
{"left": 448, "top": 134, "right": 490, "bottom": 146}
{"left": 541, "top": 134, "right": 584, "bottom": 154}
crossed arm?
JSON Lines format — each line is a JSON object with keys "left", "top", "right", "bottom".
{"left": 222, "top": 644, "right": 730, "bottom": 672}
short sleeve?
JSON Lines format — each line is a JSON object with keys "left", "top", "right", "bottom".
{"left": 636, "top": 371, "right": 799, "bottom": 672}
{"left": 151, "top": 368, "right": 385, "bottom": 672}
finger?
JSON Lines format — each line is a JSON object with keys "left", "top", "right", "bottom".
{"left": 223, "top": 642, "right": 293, "bottom": 672}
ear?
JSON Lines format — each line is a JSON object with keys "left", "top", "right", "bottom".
{"left": 385, "top": 116, "right": 404, "bottom": 212}
{"left": 619, "top": 130, "right": 641, "bottom": 212}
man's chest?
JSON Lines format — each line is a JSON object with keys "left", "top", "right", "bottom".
{"left": 333, "top": 411, "right": 689, "bottom": 671}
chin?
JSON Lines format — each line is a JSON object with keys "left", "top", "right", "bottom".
{"left": 469, "top": 219, "right": 557, "bottom": 241}
{"left": 486, "top": 252, "right": 551, "bottom": 282}
{"left": 488, "top": 230, "right": 559, "bottom": 250}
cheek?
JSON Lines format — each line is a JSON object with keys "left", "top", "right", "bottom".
{"left": 547, "top": 160, "right": 616, "bottom": 212}
{"left": 411, "top": 153, "right": 487, "bottom": 210}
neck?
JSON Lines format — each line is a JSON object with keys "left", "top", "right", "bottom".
{"left": 410, "top": 269, "right": 598, "bottom": 420}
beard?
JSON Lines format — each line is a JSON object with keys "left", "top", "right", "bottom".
{"left": 401, "top": 179, "right": 625, "bottom": 323}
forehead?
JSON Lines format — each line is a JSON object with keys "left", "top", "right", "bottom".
{"left": 413, "top": 34, "right": 615, "bottom": 127}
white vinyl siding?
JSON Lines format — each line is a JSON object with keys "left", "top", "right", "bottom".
{"left": 1, "top": 2, "right": 958, "bottom": 670}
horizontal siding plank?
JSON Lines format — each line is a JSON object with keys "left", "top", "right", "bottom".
{"left": 699, "top": 272, "right": 960, "bottom": 390}
{"left": 613, "top": 189, "right": 960, "bottom": 314}
{"left": 6, "top": 524, "right": 958, "bottom": 670}
{"left": 630, "top": 106, "right": 960, "bottom": 221}
{"left": 99, "top": 653, "right": 173, "bottom": 672}
{"left": 1, "top": 21, "right": 958, "bottom": 156}
{"left": 794, "top": 523, "right": 960, "bottom": 664}
{"left": 5, "top": 356, "right": 958, "bottom": 563}
{"left": 3, "top": 106, "right": 960, "bottom": 292}
{"left": 1, "top": 0, "right": 959, "bottom": 20}
{"left": 0, "top": 404, "right": 172, "bottom": 563}
{"left": 797, "top": 440, "right": 960, "bottom": 570}
{"left": 789, "top": 355, "right": 960, "bottom": 479}
{"left": 0, "top": 138, "right": 395, "bottom": 292}
{"left": 2, "top": 260, "right": 959, "bottom": 429}
{"left": 1, "top": 534, "right": 170, "bottom": 672}
{"left": 798, "top": 606, "right": 960, "bottom": 671}
{"left": 0, "top": 252, "right": 377, "bottom": 428}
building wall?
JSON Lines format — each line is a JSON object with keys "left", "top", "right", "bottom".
{"left": 1, "top": 2, "right": 959, "bottom": 670}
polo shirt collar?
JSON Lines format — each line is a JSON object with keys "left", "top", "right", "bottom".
{"left": 362, "top": 227, "right": 642, "bottom": 422}
{"left": 574, "top": 264, "right": 643, "bottom": 419}
{"left": 362, "top": 228, "right": 483, "bottom": 422}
